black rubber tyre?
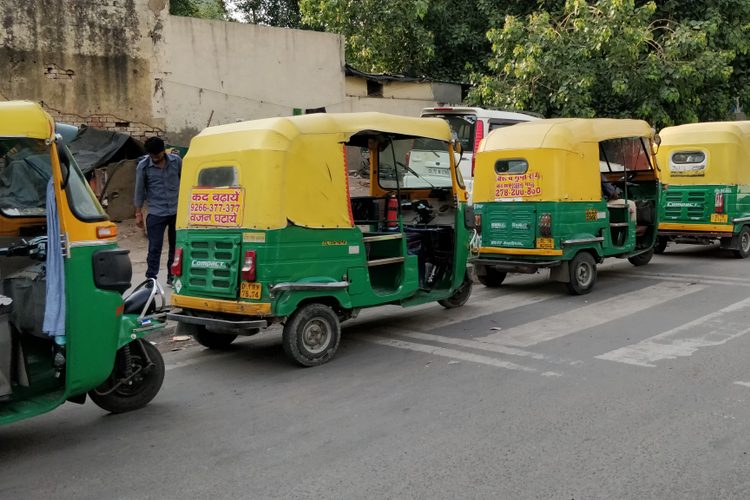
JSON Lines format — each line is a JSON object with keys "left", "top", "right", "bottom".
{"left": 177, "top": 322, "right": 238, "bottom": 349}
{"left": 654, "top": 236, "right": 668, "bottom": 255}
{"left": 477, "top": 266, "right": 507, "bottom": 287}
{"left": 89, "top": 340, "right": 165, "bottom": 414}
{"left": 282, "top": 303, "right": 341, "bottom": 367}
{"left": 734, "top": 226, "right": 750, "bottom": 259}
{"left": 628, "top": 247, "right": 654, "bottom": 267}
{"left": 565, "top": 252, "right": 597, "bottom": 295}
{"left": 439, "top": 268, "right": 473, "bottom": 309}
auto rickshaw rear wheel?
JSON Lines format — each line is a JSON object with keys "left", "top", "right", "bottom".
{"left": 477, "top": 266, "right": 507, "bottom": 287}
{"left": 88, "top": 340, "right": 165, "bottom": 414}
{"left": 439, "top": 267, "right": 473, "bottom": 309}
{"left": 734, "top": 226, "right": 750, "bottom": 259}
{"left": 282, "top": 303, "right": 341, "bottom": 367}
{"left": 176, "top": 322, "right": 238, "bottom": 349}
{"left": 628, "top": 247, "right": 654, "bottom": 267}
{"left": 566, "top": 252, "right": 597, "bottom": 295}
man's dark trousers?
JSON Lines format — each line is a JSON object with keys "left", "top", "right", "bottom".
{"left": 146, "top": 213, "right": 177, "bottom": 280}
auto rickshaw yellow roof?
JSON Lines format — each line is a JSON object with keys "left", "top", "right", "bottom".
{"left": 178, "top": 112, "right": 454, "bottom": 231}
{"left": 193, "top": 112, "right": 453, "bottom": 146}
{"left": 479, "top": 118, "right": 654, "bottom": 154}
{"left": 658, "top": 121, "right": 750, "bottom": 146}
{"left": 0, "top": 101, "right": 55, "bottom": 140}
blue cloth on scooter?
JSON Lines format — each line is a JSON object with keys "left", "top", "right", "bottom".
{"left": 43, "top": 178, "right": 66, "bottom": 338}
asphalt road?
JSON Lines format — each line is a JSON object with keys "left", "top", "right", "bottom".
{"left": 3, "top": 243, "right": 750, "bottom": 500}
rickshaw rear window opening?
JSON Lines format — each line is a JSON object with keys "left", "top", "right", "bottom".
{"left": 599, "top": 137, "right": 654, "bottom": 172}
{"left": 0, "top": 138, "right": 106, "bottom": 221}
{"left": 430, "top": 114, "right": 476, "bottom": 153}
{"left": 198, "top": 166, "right": 239, "bottom": 187}
{"left": 669, "top": 150, "right": 707, "bottom": 172}
{"left": 494, "top": 159, "right": 529, "bottom": 174}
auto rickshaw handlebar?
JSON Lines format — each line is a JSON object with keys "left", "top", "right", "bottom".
{"left": 0, "top": 236, "right": 48, "bottom": 261}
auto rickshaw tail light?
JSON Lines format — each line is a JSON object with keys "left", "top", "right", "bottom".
{"left": 475, "top": 214, "right": 482, "bottom": 235}
{"left": 471, "top": 124, "right": 484, "bottom": 177}
{"left": 540, "top": 213, "right": 552, "bottom": 237}
{"left": 242, "top": 250, "right": 256, "bottom": 282}
{"left": 171, "top": 248, "right": 183, "bottom": 276}
{"left": 96, "top": 225, "right": 117, "bottom": 239}
{"left": 715, "top": 193, "right": 724, "bottom": 214}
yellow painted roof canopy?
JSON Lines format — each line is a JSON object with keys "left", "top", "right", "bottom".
{"left": 0, "top": 101, "right": 55, "bottom": 140}
{"left": 178, "top": 113, "right": 454, "bottom": 230}
{"left": 657, "top": 121, "right": 750, "bottom": 185}
{"left": 479, "top": 118, "right": 654, "bottom": 154}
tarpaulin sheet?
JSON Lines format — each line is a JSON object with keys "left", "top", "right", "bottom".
{"left": 67, "top": 125, "right": 145, "bottom": 174}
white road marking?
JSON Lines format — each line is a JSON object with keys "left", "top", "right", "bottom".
{"left": 615, "top": 272, "right": 750, "bottom": 288}
{"left": 596, "top": 297, "right": 750, "bottom": 367}
{"left": 386, "top": 328, "right": 548, "bottom": 360}
{"left": 477, "top": 282, "right": 706, "bottom": 347}
{"left": 362, "top": 335, "right": 562, "bottom": 375}
{"left": 734, "top": 382, "right": 750, "bottom": 388}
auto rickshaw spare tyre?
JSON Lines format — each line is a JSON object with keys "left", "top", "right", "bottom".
{"left": 628, "top": 247, "right": 654, "bottom": 267}
{"left": 734, "top": 226, "right": 750, "bottom": 259}
{"left": 89, "top": 339, "right": 165, "bottom": 414}
{"left": 282, "top": 303, "right": 341, "bottom": 367}
{"left": 439, "top": 267, "right": 473, "bottom": 309}
{"left": 177, "top": 321, "right": 237, "bottom": 349}
{"left": 565, "top": 252, "right": 597, "bottom": 295}
{"left": 654, "top": 236, "right": 668, "bottom": 254}
{"left": 477, "top": 266, "right": 507, "bottom": 287}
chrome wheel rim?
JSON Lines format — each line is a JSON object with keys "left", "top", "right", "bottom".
{"left": 301, "top": 318, "right": 332, "bottom": 354}
{"left": 742, "top": 232, "right": 750, "bottom": 253}
{"left": 576, "top": 261, "right": 594, "bottom": 288}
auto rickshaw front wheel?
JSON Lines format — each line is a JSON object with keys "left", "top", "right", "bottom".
{"left": 439, "top": 267, "right": 473, "bottom": 309}
{"left": 628, "top": 247, "right": 654, "bottom": 267}
{"left": 566, "top": 252, "right": 597, "bottom": 295}
{"left": 89, "top": 340, "right": 165, "bottom": 414}
{"left": 282, "top": 303, "right": 341, "bottom": 367}
{"left": 477, "top": 266, "right": 507, "bottom": 287}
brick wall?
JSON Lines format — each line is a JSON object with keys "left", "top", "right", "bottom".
{"left": 42, "top": 105, "right": 165, "bottom": 144}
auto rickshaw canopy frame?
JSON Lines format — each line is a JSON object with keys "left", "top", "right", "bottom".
{"left": 177, "top": 112, "right": 456, "bottom": 231}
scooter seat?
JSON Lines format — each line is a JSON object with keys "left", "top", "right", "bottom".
{"left": 123, "top": 288, "right": 156, "bottom": 316}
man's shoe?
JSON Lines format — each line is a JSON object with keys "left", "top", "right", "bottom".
{"left": 167, "top": 275, "right": 174, "bottom": 287}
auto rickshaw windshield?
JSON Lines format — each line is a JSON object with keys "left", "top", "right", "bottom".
{"left": 0, "top": 137, "right": 106, "bottom": 220}
{"left": 378, "top": 138, "right": 454, "bottom": 190}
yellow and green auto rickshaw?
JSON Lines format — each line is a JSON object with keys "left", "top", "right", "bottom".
{"left": 0, "top": 101, "right": 166, "bottom": 426}
{"left": 655, "top": 121, "right": 750, "bottom": 256}
{"left": 472, "top": 118, "right": 661, "bottom": 295}
{"left": 167, "top": 112, "right": 474, "bottom": 366}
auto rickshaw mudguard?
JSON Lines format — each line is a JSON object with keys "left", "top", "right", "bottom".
{"left": 273, "top": 284, "right": 353, "bottom": 318}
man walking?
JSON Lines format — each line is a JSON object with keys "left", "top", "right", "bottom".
{"left": 134, "top": 137, "right": 182, "bottom": 285}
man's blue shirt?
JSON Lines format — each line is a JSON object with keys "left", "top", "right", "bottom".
{"left": 134, "top": 153, "right": 182, "bottom": 217}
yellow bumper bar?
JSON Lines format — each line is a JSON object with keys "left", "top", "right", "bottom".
{"left": 477, "top": 246, "right": 563, "bottom": 257}
{"left": 658, "top": 223, "right": 734, "bottom": 232}
{"left": 171, "top": 294, "right": 272, "bottom": 316}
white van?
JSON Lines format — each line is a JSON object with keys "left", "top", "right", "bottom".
{"left": 421, "top": 107, "right": 542, "bottom": 198}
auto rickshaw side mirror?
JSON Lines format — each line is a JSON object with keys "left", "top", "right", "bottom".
{"left": 653, "top": 134, "right": 661, "bottom": 154}
{"left": 464, "top": 204, "right": 476, "bottom": 230}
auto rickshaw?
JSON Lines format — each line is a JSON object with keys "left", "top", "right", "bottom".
{"left": 167, "top": 112, "right": 474, "bottom": 366}
{"left": 0, "top": 101, "right": 166, "bottom": 426}
{"left": 655, "top": 121, "right": 750, "bottom": 257}
{"left": 472, "top": 118, "right": 661, "bottom": 295}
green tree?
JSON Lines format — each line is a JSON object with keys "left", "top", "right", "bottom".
{"left": 469, "top": 0, "right": 744, "bottom": 127}
{"left": 170, "top": 0, "right": 228, "bottom": 20}
{"left": 231, "top": 0, "right": 302, "bottom": 27}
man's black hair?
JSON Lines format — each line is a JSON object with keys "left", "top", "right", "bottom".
{"left": 145, "top": 137, "right": 165, "bottom": 155}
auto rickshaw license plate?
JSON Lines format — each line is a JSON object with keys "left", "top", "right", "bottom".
{"left": 241, "top": 282, "right": 262, "bottom": 299}
{"left": 711, "top": 214, "right": 728, "bottom": 223}
{"left": 536, "top": 238, "right": 555, "bottom": 249}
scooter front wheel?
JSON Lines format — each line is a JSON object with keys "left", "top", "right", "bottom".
{"left": 89, "top": 340, "right": 165, "bottom": 414}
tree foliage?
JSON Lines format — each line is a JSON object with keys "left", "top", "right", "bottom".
{"left": 468, "top": 0, "right": 750, "bottom": 126}
{"left": 231, "top": 0, "right": 302, "bottom": 27}
{"left": 170, "top": 0, "right": 228, "bottom": 20}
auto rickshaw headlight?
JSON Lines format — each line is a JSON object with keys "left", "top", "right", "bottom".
{"left": 540, "top": 213, "right": 552, "bottom": 237}
{"left": 242, "top": 250, "right": 257, "bottom": 282}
